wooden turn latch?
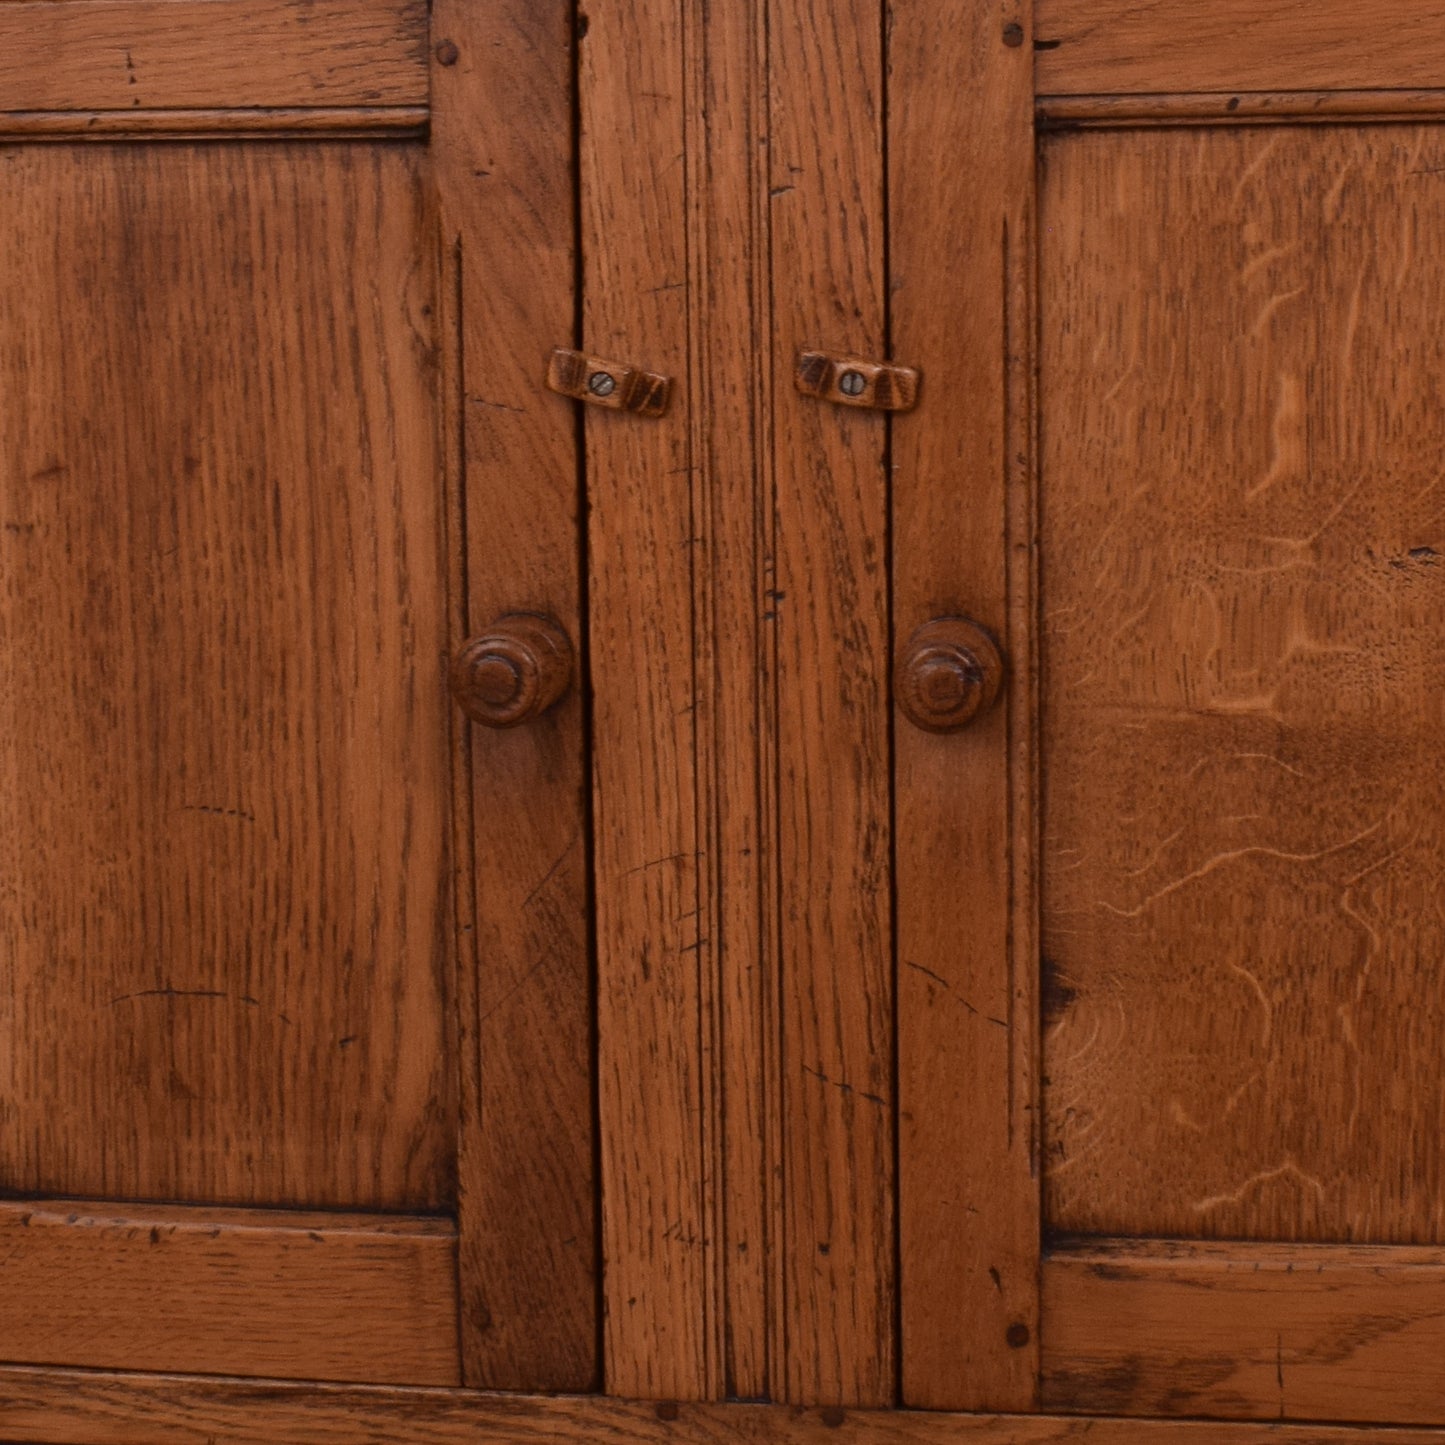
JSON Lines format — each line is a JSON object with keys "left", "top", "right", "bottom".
{"left": 795, "top": 349, "right": 920, "bottom": 412}
{"left": 546, "top": 347, "right": 672, "bottom": 417}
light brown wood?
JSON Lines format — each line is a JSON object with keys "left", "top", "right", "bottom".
{"left": 1040, "top": 125, "right": 1445, "bottom": 1245}
{"left": 0, "top": 107, "right": 428, "bottom": 140}
{"left": 891, "top": 0, "right": 1039, "bottom": 1411}
{"left": 582, "top": 0, "right": 716, "bottom": 1398}
{"left": 1038, "top": 91, "right": 1445, "bottom": 128}
{"left": 1043, "top": 1237, "right": 1445, "bottom": 1423}
{"left": 0, "top": 142, "right": 453, "bottom": 1211}
{"left": 1034, "top": 0, "right": 1445, "bottom": 96}
{"left": 430, "top": 0, "right": 597, "bottom": 1391}
{"left": 0, "top": 1201, "right": 458, "bottom": 1385}
{"left": 686, "top": 0, "right": 782, "bottom": 1402}
{"left": 0, "top": 0, "right": 427, "bottom": 111}
{"left": 18, "top": 1367, "right": 1445, "bottom": 1445}
{"left": 769, "top": 0, "right": 894, "bottom": 1408}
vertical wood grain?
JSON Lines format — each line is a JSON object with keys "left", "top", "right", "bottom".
{"left": 430, "top": 2, "right": 597, "bottom": 1389}
{"left": 687, "top": 0, "right": 781, "bottom": 1402}
{"left": 0, "top": 142, "right": 452, "bottom": 1212}
{"left": 768, "top": 0, "right": 896, "bottom": 1407}
{"left": 889, "top": 0, "right": 1040, "bottom": 1410}
{"left": 582, "top": 0, "right": 714, "bottom": 1400}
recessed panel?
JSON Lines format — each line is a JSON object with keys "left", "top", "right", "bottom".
{"left": 0, "top": 144, "right": 453, "bottom": 1210}
{"left": 1041, "top": 127, "right": 1445, "bottom": 1242}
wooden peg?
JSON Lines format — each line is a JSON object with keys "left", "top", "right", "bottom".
{"left": 546, "top": 347, "right": 672, "bottom": 417}
{"left": 795, "top": 349, "right": 921, "bottom": 412}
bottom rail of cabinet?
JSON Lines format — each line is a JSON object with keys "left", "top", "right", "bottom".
{"left": 2, "top": 1367, "right": 1444, "bottom": 1445}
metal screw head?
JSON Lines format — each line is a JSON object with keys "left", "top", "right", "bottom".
{"left": 588, "top": 371, "right": 617, "bottom": 397}
{"left": 838, "top": 369, "right": 867, "bottom": 397}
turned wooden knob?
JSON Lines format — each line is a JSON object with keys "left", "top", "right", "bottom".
{"left": 450, "top": 613, "right": 574, "bottom": 727}
{"left": 895, "top": 617, "right": 1004, "bottom": 733}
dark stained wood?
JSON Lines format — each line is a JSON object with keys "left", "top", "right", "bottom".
{"left": 793, "top": 351, "right": 920, "bottom": 413}
{"left": 890, "top": 0, "right": 1040, "bottom": 1411}
{"left": 430, "top": 0, "right": 597, "bottom": 1391}
{"left": 0, "top": 1201, "right": 458, "bottom": 1385}
{"left": 1034, "top": 0, "right": 1445, "bottom": 96}
{"left": 0, "top": 0, "right": 427, "bottom": 111}
{"left": 894, "top": 619, "right": 1005, "bottom": 736}
{"left": 1039, "top": 91, "right": 1445, "bottom": 128}
{"left": 0, "top": 142, "right": 453, "bottom": 1211}
{"left": 0, "top": 107, "right": 429, "bottom": 141}
{"left": 546, "top": 348, "right": 673, "bottom": 418}
{"left": 769, "top": 0, "right": 895, "bottom": 1408}
{"left": 17, "top": 1367, "right": 1445, "bottom": 1445}
{"left": 581, "top": 0, "right": 715, "bottom": 1399}
{"left": 1043, "top": 1237, "right": 1445, "bottom": 1423}
{"left": 1039, "top": 126, "right": 1445, "bottom": 1245}
{"left": 449, "top": 614, "right": 575, "bottom": 729}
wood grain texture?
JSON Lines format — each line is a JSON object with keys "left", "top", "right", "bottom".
{"left": 1034, "top": 0, "right": 1445, "bottom": 96}
{"left": 683, "top": 0, "right": 780, "bottom": 1402}
{"left": 430, "top": 1, "right": 597, "bottom": 1390}
{"left": 0, "top": 0, "right": 426, "bottom": 111}
{"left": 18, "top": 1368, "right": 1445, "bottom": 1445}
{"left": 1039, "top": 127, "right": 1445, "bottom": 1243}
{"left": 1043, "top": 1238, "right": 1445, "bottom": 1423}
{"left": 0, "top": 107, "right": 428, "bottom": 140}
{"left": 582, "top": 0, "right": 714, "bottom": 1399}
{"left": 0, "top": 142, "right": 453, "bottom": 1211}
{"left": 769, "top": 0, "right": 895, "bottom": 1407}
{"left": 0, "top": 1200, "right": 458, "bottom": 1385}
{"left": 1038, "top": 91, "right": 1445, "bottom": 128}
{"left": 890, "top": 0, "right": 1039, "bottom": 1410}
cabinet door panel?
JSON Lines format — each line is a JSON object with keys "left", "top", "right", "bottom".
{"left": 0, "top": 142, "right": 453, "bottom": 1212}
{"left": 1039, "top": 125, "right": 1445, "bottom": 1247}
{"left": 1030, "top": 123, "right": 1445, "bottom": 1424}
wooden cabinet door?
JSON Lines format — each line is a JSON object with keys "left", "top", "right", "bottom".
{"left": 893, "top": 0, "right": 1445, "bottom": 1424}
{"left": 0, "top": 0, "right": 594, "bottom": 1392}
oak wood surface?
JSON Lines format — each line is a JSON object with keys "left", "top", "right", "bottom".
{"left": 582, "top": 0, "right": 715, "bottom": 1399}
{"left": 16, "top": 1367, "right": 1445, "bottom": 1445}
{"left": 1034, "top": 0, "right": 1445, "bottom": 96}
{"left": 890, "top": 0, "right": 1039, "bottom": 1409}
{"left": 430, "top": 0, "right": 597, "bottom": 1390}
{"left": 769, "top": 0, "right": 894, "bottom": 1408}
{"left": 1039, "top": 126, "right": 1445, "bottom": 1243}
{"left": 0, "top": 0, "right": 427, "bottom": 111}
{"left": 0, "top": 141, "right": 453, "bottom": 1211}
{"left": 686, "top": 0, "right": 782, "bottom": 1402}
{"left": 0, "top": 1200, "right": 458, "bottom": 1385}
{"left": 1043, "top": 1237, "right": 1445, "bottom": 1423}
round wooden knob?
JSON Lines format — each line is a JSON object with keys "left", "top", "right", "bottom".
{"left": 450, "top": 613, "right": 574, "bottom": 727}
{"left": 895, "top": 617, "right": 1004, "bottom": 733}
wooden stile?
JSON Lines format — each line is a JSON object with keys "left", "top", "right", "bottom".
{"left": 768, "top": 0, "right": 895, "bottom": 1408}
{"left": 430, "top": 0, "right": 597, "bottom": 1393}
{"left": 890, "top": 0, "right": 1039, "bottom": 1411}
